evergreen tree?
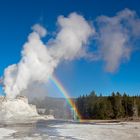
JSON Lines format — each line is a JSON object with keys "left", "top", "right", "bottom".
{"left": 76, "top": 91, "right": 140, "bottom": 120}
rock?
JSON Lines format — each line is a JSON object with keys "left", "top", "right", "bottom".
{"left": 0, "top": 96, "right": 39, "bottom": 121}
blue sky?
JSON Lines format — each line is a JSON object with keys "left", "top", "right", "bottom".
{"left": 0, "top": 0, "right": 140, "bottom": 97}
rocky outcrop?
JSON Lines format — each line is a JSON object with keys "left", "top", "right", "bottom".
{"left": 0, "top": 96, "right": 39, "bottom": 121}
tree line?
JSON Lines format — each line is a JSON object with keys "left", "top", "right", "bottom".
{"left": 76, "top": 91, "right": 140, "bottom": 119}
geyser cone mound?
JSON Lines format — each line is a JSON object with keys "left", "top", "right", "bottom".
{"left": 0, "top": 96, "right": 39, "bottom": 121}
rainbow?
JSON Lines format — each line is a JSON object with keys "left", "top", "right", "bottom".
{"left": 49, "top": 75, "right": 82, "bottom": 121}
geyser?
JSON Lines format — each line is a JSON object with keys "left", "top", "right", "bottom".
{"left": 0, "top": 96, "right": 38, "bottom": 121}
{"left": 0, "top": 13, "right": 93, "bottom": 120}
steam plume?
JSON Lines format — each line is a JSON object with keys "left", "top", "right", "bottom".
{"left": 96, "top": 8, "right": 140, "bottom": 72}
{"left": 3, "top": 13, "right": 93, "bottom": 98}
{"left": 3, "top": 9, "right": 140, "bottom": 98}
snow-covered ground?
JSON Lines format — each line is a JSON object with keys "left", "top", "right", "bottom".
{"left": 0, "top": 120, "right": 140, "bottom": 140}
{"left": 54, "top": 122, "right": 140, "bottom": 140}
{"left": 0, "top": 128, "right": 16, "bottom": 140}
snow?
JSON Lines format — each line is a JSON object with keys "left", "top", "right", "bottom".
{"left": 54, "top": 122, "right": 140, "bottom": 140}
{"left": 0, "top": 128, "right": 16, "bottom": 140}
{"left": 0, "top": 121, "right": 140, "bottom": 140}
{"left": 45, "top": 115, "right": 55, "bottom": 120}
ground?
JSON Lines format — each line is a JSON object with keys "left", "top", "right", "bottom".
{"left": 0, "top": 120, "right": 140, "bottom": 140}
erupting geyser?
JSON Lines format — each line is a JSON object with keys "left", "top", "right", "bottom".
{"left": 0, "top": 13, "right": 93, "bottom": 120}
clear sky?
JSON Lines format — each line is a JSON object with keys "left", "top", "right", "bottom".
{"left": 0, "top": 0, "right": 140, "bottom": 97}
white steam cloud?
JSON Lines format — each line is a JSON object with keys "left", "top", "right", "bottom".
{"left": 2, "top": 9, "right": 140, "bottom": 98}
{"left": 32, "top": 24, "right": 47, "bottom": 37}
{"left": 96, "top": 8, "right": 140, "bottom": 72}
{"left": 48, "top": 13, "right": 95, "bottom": 60}
{"left": 3, "top": 13, "right": 93, "bottom": 98}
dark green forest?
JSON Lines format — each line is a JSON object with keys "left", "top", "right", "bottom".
{"left": 76, "top": 91, "right": 140, "bottom": 120}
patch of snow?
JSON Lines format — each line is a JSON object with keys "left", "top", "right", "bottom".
{"left": 0, "top": 128, "right": 16, "bottom": 140}
{"left": 54, "top": 122, "right": 140, "bottom": 140}
{"left": 45, "top": 115, "right": 55, "bottom": 120}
